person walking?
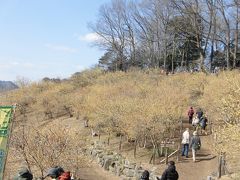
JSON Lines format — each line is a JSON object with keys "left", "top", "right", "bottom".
{"left": 187, "top": 107, "right": 194, "bottom": 124}
{"left": 181, "top": 128, "right": 190, "bottom": 158}
{"left": 192, "top": 115, "right": 200, "bottom": 131}
{"left": 199, "top": 115, "right": 208, "bottom": 135}
{"left": 190, "top": 131, "right": 201, "bottom": 162}
{"left": 160, "top": 161, "right": 179, "bottom": 180}
{"left": 45, "top": 166, "right": 64, "bottom": 180}
{"left": 196, "top": 108, "right": 203, "bottom": 119}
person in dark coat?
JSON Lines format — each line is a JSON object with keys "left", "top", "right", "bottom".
{"left": 140, "top": 170, "right": 150, "bottom": 180}
{"left": 190, "top": 131, "right": 201, "bottom": 162}
{"left": 46, "top": 166, "right": 64, "bottom": 179}
{"left": 160, "top": 161, "right": 179, "bottom": 180}
{"left": 199, "top": 115, "right": 208, "bottom": 135}
{"left": 14, "top": 168, "right": 33, "bottom": 180}
{"left": 196, "top": 108, "right": 203, "bottom": 119}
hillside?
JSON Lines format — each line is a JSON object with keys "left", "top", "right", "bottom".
{"left": 0, "top": 81, "right": 18, "bottom": 92}
{"left": 3, "top": 69, "right": 240, "bottom": 179}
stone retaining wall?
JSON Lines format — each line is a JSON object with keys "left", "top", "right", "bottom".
{"left": 88, "top": 141, "right": 161, "bottom": 180}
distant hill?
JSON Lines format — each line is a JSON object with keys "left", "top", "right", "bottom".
{"left": 0, "top": 81, "right": 18, "bottom": 92}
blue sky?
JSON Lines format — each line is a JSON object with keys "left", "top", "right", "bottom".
{"left": 0, "top": 0, "right": 109, "bottom": 81}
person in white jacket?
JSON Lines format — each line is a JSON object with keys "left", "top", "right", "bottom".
{"left": 181, "top": 128, "right": 190, "bottom": 158}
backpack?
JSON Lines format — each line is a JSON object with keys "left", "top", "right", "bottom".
{"left": 192, "top": 137, "right": 201, "bottom": 150}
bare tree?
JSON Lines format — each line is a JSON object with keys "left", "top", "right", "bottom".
{"left": 91, "top": 0, "right": 240, "bottom": 71}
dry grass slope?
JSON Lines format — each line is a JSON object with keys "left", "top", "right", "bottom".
{"left": 3, "top": 68, "right": 240, "bottom": 179}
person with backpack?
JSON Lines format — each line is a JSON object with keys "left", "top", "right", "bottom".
{"left": 192, "top": 115, "right": 200, "bottom": 131}
{"left": 14, "top": 167, "right": 33, "bottom": 180}
{"left": 160, "top": 161, "right": 179, "bottom": 180}
{"left": 190, "top": 131, "right": 201, "bottom": 162}
{"left": 181, "top": 128, "right": 190, "bottom": 158}
{"left": 46, "top": 166, "right": 73, "bottom": 180}
{"left": 196, "top": 108, "right": 203, "bottom": 119}
{"left": 46, "top": 166, "right": 64, "bottom": 179}
{"left": 199, "top": 115, "right": 208, "bottom": 135}
{"left": 187, "top": 107, "right": 194, "bottom": 124}
{"left": 140, "top": 170, "right": 150, "bottom": 180}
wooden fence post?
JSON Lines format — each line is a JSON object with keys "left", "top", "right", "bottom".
{"left": 178, "top": 118, "right": 183, "bottom": 162}
{"left": 218, "top": 155, "right": 222, "bottom": 178}
{"left": 153, "top": 148, "right": 156, "bottom": 165}
{"left": 165, "top": 147, "right": 169, "bottom": 165}
{"left": 134, "top": 140, "right": 137, "bottom": 158}
{"left": 107, "top": 133, "right": 110, "bottom": 145}
{"left": 160, "top": 145, "right": 163, "bottom": 156}
{"left": 177, "top": 144, "right": 180, "bottom": 162}
{"left": 218, "top": 154, "right": 225, "bottom": 178}
{"left": 119, "top": 134, "right": 122, "bottom": 151}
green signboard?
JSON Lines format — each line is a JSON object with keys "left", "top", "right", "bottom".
{"left": 0, "top": 106, "right": 14, "bottom": 180}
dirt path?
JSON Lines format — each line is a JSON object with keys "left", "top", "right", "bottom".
{"left": 175, "top": 135, "right": 217, "bottom": 180}
{"left": 174, "top": 121, "right": 218, "bottom": 180}
{"left": 78, "top": 163, "right": 120, "bottom": 180}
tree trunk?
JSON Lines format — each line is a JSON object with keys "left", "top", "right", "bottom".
{"left": 234, "top": 6, "right": 239, "bottom": 68}
{"left": 180, "top": 50, "right": 185, "bottom": 68}
{"left": 210, "top": 43, "right": 214, "bottom": 72}
{"left": 171, "top": 37, "right": 176, "bottom": 73}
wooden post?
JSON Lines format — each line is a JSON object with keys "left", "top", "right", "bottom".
{"left": 160, "top": 145, "right": 163, "bottom": 156}
{"left": 143, "top": 135, "right": 147, "bottom": 148}
{"left": 156, "top": 144, "right": 160, "bottom": 157}
{"left": 218, "top": 154, "right": 223, "bottom": 178}
{"left": 149, "top": 147, "right": 156, "bottom": 164}
{"left": 134, "top": 139, "right": 137, "bottom": 158}
{"left": 165, "top": 147, "right": 169, "bottom": 165}
{"left": 178, "top": 118, "right": 183, "bottom": 161}
{"left": 177, "top": 144, "right": 180, "bottom": 162}
{"left": 119, "top": 134, "right": 122, "bottom": 151}
{"left": 153, "top": 148, "right": 156, "bottom": 165}
{"left": 149, "top": 153, "right": 153, "bottom": 164}
{"left": 107, "top": 132, "right": 110, "bottom": 145}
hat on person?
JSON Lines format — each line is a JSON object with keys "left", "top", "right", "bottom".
{"left": 14, "top": 167, "right": 33, "bottom": 180}
{"left": 141, "top": 170, "right": 150, "bottom": 179}
{"left": 193, "top": 131, "right": 198, "bottom": 136}
{"left": 46, "top": 166, "right": 64, "bottom": 178}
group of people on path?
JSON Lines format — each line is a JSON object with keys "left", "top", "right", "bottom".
{"left": 14, "top": 166, "right": 74, "bottom": 180}
{"left": 188, "top": 107, "right": 208, "bottom": 135}
{"left": 183, "top": 106, "right": 208, "bottom": 162}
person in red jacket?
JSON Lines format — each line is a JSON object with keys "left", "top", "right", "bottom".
{"left": 58, "top": 171, "right": 71, "bottom": 180}
{"left": 187, "top": 107, "right": 194, "bottom": 124}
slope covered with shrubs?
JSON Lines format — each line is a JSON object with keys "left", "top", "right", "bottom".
{"left": 6, "top": 68, "right": 240, "bottom": 175}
